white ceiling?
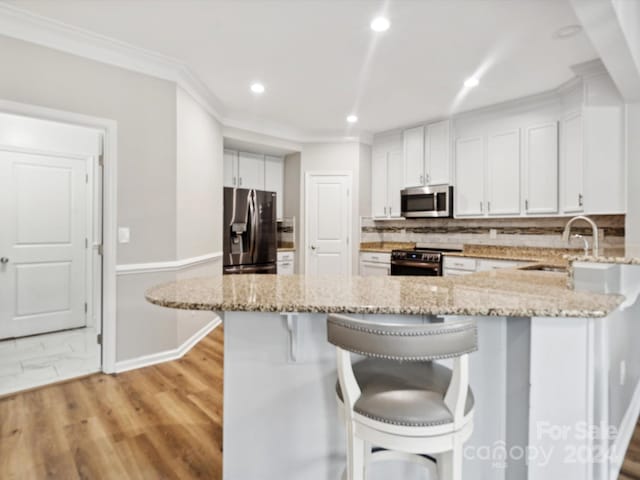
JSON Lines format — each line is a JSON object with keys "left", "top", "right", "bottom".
{"left": 3, "top": 0, "right": 597, "bottom": 140}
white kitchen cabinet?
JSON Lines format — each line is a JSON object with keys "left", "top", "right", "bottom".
{"left": 560, "top": 112, "right": 584, "bottom": 214}
{"left": 486, "top": 129, "right": 520, "bottom": 216}
{"left": 582, "top": 106, "right": 625, "bottom": 214}
{"left": 455, "top": 136, "right": 485, "bottom": 216}
{"left": 476, "top": 258, "right": 525, "bottom": 271}
{"left": 524, "top": 122, "right": 558, "bottom": 215}
{"left": 359, "top": 252, "right": 391, "bottom": 276}
{"left": 425, "top": 120, "right": 451, "bottom": 185}
{"left": 372, "top": 144, "right": 403, "bottom": 219}
{"left": 224, "top": 149, "right": 238, "bottom": 188}
{"left": 403, "top": 126, "right": 425, "bottom": 187}
{"left": 238, "top": 152, "right": 265, "bottom": 190}
{"left": 265, "top": 155, "right": 284, "bottom": 219}
{"left": 443, "top": 255, "right": 527, "bottom": 276}
{"left": 404, "top": 121, "right": 451, "bottom": 188}
{"left": 277, "top": 251, "right": 295, "bottom": 275}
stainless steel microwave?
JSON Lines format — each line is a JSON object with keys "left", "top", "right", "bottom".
{"left": 400, "top": 185, "right": 453, "bottom": 218}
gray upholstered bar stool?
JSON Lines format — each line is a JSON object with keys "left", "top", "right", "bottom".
{"left": 327, "top": 314, "right": 477, "bottom": 480}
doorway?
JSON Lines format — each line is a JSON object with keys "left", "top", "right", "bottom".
{"left": 0, "top": 111, "right": 103, "bottom": 395}
{"left": 304, "top": 172, "right": 352, "bottom": 276}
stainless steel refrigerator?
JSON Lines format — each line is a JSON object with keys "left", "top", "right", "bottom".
{"left": 223, "top": 187, "right": 277, "bottom": 274}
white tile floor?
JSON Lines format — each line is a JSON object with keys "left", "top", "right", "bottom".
{"left": 0, "top": 327, "right": 101, "bottom": 396}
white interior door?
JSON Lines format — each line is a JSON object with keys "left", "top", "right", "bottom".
{"left": 0, "top": 151, "right": 88, "bottom": 339}
{"left": 306, "top": 174, "right": 351, "bottom": 276}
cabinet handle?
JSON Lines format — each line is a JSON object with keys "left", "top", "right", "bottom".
{"left": 525, "top": 199, "right": 529, "bottom": 211}
{"left": 239, "top": 177, "right": 242, "bottom": 186}
{"left": 419, "top": 174, "right": 424, "bottom": 185}
{"left": 426, "top": 173, "right": 430, "bottom": 184}
{"left": 480, "top": 201, "right": 483, "bottom": 212}
{"left": 578, "top": 194, "right": 583, "bottom": 207}
{"left": 487, "top": 201, "right": 491, "bottom": 213}
{"left": 232, "top": 176, "right": 237, "bottom": 186}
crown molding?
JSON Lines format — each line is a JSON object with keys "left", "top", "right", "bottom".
{"left": 0, "top": 4, "right": 375, "bottom": 146}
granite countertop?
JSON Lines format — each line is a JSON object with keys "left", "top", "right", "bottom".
{"left": 146, "top": 270, "right": 623, "bottom": 318}
{"left": 360, "top": 241, "right": 416, "bottom": 253}
{"left": 443, "top": 244, "right": 579, "bottom": 267}
{"left": 565, "top": 253, "right": 639, "bottom": 265}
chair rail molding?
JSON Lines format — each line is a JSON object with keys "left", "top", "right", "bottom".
{"left": 116, "top": 251, "right": 223, "bottom": 275}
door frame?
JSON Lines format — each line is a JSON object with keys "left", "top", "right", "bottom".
{"left": 304, "top": 171, "right": 353, "bottom": 276}
{"left": 0, "top": 99, "right": 118, "bottom": 373}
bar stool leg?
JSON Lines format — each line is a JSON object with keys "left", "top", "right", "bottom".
{"left": 437, "top": 447, "right": 463, "bottom": 480}
{"left": 347, "top": 422, "right": 365, "bottom": 480}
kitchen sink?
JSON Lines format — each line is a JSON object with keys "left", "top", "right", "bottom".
{"left": 518, "top": 264, "right": 568, "bottom": 273}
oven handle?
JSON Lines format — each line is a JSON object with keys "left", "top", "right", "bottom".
{"left": 391, "top": 260, "right": 441, "bottom": 269}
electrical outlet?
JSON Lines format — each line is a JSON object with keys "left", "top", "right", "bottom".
{"left": 620, "top": 360, "right": 626, "bottom": 386}
{"left": 489, "top": 229, "right": 498, "bottom": 239}
{"left": 118, "top": 227, "right": 131, "bottom": 244}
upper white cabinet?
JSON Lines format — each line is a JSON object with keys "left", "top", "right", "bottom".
{"left": 224, "top": 150, "right": 238, "bottom": 187}
{"left": 524, "top": 122, "right": 558, "bottom": 215}
{"left": 372, "top": 133, "right": 404, "bottom": 218}
{"left": 403, "top": 121, "right": 451, "bottom": 188}
{"left": 403, "top": 126, "right": 425, "bottom": 187}
{"left": 560, "top": 112, "right": 583, "bottom": 214}
{"left": 455, "top": 136, "right": 485, "bottom": 216}
{"left": 486, "top": 129, "right": 520, "bottom": 216}
{"left": 238, "top": 152, "right": 265, "bottom": 190}
{"left": 265, "top": 155, "right": 284, "bottom": 219}
{"left": 425, "top": 120, "right": 451, "bottom": 185}
{"left": 582, "top": 106, "right": 625, "bottom": 214}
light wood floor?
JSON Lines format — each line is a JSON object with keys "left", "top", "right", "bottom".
{"left": 2, "top": 324, "right": 640, "bottom": 479}
{"left": 621, "top": 420, "right": 640, "bottom": 479}
{"left": 0, "top": 326, "right": 224, "bottom": 480}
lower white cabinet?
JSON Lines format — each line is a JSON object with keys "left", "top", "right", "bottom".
{"left": 359, "top": 252, "right": 391, "bottom": 276}
{"left": 443, "top": 255, "right": 527, "bottom": 276}
{"left": 277, "top": 251, "right": 295, "bottom": 275}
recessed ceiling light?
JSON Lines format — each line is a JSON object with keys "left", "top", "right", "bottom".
{"left": 250, "top": 83, "right": 265, "bottom": 94}
{"left": 553, "top": 24, "right": 583, "bottom": 39}
{"left": 370, "top": 17, "right": 390, "bottom": 32}
{"left": 347, "top": 115, "right": 358, "bottom": 124}
{"left": 464, "top": 77, "right": 479, "bottom": 88}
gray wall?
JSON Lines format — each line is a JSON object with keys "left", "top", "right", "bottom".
{"left": 284, "top": 152, "right": 302, "bottom": 272}
{"left": 0, "top": 35, "right": 223, "bottom": 363}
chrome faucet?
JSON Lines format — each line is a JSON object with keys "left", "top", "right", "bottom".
{"left": 562, "top": 216, "right": 599, "bottom": 256}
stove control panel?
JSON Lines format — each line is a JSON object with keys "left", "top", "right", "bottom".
{"left": 391, "top": 250, "right": 441, "bottom": 263}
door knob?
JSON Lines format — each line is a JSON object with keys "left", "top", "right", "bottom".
{"left": 310, "top": 245, "right": 316, "bottom": 250}
{"left": 0, "top": 257, "right": 9, "bottom": 264}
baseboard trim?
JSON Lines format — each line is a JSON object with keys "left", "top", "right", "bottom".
{"left": 610, "top": 378, "right": 640, "bottom": 478}
{"left": 116, "top": 251, "right": 222, "bottom": 275}
{"left": 114, "top": 316, "right": 221, "bottom": 373}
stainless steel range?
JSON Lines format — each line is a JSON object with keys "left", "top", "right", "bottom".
{"left": 390, "top": 247, "right": 462, "bottom": 276}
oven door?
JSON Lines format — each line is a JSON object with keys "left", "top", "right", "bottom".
{"left": 390, "top": 260, "right": 441, "bottom": 276}
{"left": 401, "top": 185, "right": 452, "bottom": 218}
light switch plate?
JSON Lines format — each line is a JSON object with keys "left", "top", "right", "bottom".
{"left": 118, "top": 227, "right": 130, "bottom": 244}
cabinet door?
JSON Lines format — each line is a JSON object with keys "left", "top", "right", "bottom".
{"left": 561, "top": 113, "right": 584, "bottom": 214}
{"left": 223, "top": 150, "right": 238, "bottom": 188}
{"left": 264, "top": 155, "right": 284, "bottom": 219}
{"left": 371, "top": 150, "right": 388, "bottom": 217}
{"left": 238, "top": 152, "right": 265, "bottom": 190}
{"left": 524, "top": 122, "right": 558, "bottom": 214}
{"left": 387, "top": 150, "right": 404, "bottom": 217}
{"left": 360, "top": 261, "right": 390, "bottom": 276}
{"left": 455, "top": 136, "right": 485, "bottom": 216}
{"left": 425, "top": 120, "right": 450, "bottom": 185}
{"left": 403, "top": 126, "right": 425, "bottom": 187}
{"left": 277, "top": 260, "right": 294, "bottom": 275}
{"left": 487, "top": 129, "right": 520, "bottom": 215}
{"left": 583, "top": 106, "right": 624, "bottom": 214}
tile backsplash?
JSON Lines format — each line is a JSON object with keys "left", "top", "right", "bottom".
{"left": 360, "top": 215, "right": 625, "bottom": 250}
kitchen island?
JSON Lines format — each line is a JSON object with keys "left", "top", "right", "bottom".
{"left": 146, "top": 269, "right": 635, "bottom": 480}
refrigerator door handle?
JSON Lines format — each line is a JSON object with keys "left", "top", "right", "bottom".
{"left": 249, "top": 190, "right": 258, "bottom": 263}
